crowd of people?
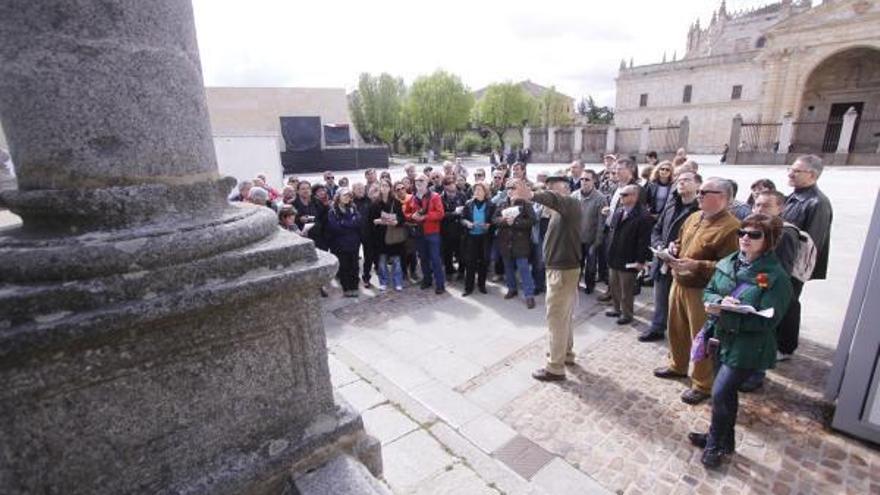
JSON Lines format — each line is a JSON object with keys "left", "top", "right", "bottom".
{"left": 232, "top": 150, "right": 833, "bottom": 469}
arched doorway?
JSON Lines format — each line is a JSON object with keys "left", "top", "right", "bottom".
{"left": 795, "top": 47, "right": 880, "bottom": 153}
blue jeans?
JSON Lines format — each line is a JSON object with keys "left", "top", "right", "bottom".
{"left": 580, "top": 243, "right": 597, "bottom": 290}
{"left": 649, "top": 271, "right": 671, "bottom": 335}
{"left": 708, "top": 363, "right": 753, "bottom": 452}
{"left": 416, "top": 233, "right": 445, "bottom": 289}
{"left": 504, "top": 256, "right": 535, "bottom": 297}
{"left": 530, "top": 242, "right": 546, "bottom": 293}
{"left": 377, "top": 254, "right": 403, "bottom": 288}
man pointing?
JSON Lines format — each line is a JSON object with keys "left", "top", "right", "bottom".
{"left": 509, "top": 176, "right": 582, "bottom": 381}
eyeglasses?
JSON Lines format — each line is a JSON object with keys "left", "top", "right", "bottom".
{"left": 697, "top": 190, "right": 723, "bottom": 196}
{"left": 659, "top": 168, "right": 672, "bottom": 172}
{"left": 619, "top": 192, "right": 632, "bottom": 197}
{"left": 737, "top": 229, "right": 764, "bottom": 240}
{"left": 395, "top": 187, "right": 406, "bottom": 192}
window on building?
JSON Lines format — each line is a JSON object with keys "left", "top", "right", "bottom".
{"left": 755, "top": 36, "right": 766, "bottom": 48}
{"left": 731, "top": 85, "right": 743, "bottom": 100}
{"left": 639, "top": 93, "right": 648, "bottom": 107}
{"left": 682, "top": 85, "right": 692, "bottom": 104}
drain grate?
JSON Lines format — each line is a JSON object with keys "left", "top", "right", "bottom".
{"left": 492, "top": 435, "right": 555, "bottom": 480}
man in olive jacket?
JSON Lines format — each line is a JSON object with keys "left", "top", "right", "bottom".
{"left": 509, "top": 176, "right": 582, "bottom": 381}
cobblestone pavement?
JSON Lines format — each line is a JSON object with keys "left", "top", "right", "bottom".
{"left": 496, "top": 323, "right": 880, "bottom": 495}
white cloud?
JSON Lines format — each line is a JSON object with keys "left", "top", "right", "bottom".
{"left": 192, "top": 0, "right": 770, "bottom": 107}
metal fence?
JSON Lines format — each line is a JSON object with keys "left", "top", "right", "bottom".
{"left": 739, "top": 122, "right": 781, "bottom": 153}
{"left": 583, "top": 128, "right": 606, "bottom": 153}
{"left": 555, "top": 129, "right": 573, "bottom": 153}
{"left": 615, "top": 127, "right": 640, "bottom": 153}
{"left": 648, "top": 125, "right": 681, "bottom": 153}
{"left": 790, "top": 121, "right": 828, "bottom": 153}
{"left": 854, "top": 119, "right": 880, "bottom": 153}
{"left": 529, "top": 129, "right": 547, "bottom": 153}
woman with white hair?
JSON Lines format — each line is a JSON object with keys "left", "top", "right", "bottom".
{"left": 326, "top": 187, "right": 362, "bottom": 297}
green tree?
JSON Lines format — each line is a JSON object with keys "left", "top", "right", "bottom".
{"left": 538, "top": 86, "right": 573, "bottom": 127}
{"left": 578, "top": 95, "right": 615, "bottom": 124}
{"left": 348, "top": 90, "right": 371, "bottom": 143}
{"left": 351, "top": 72, "right": 407, "bottom": 150}
{"left": 406, "top": 70, "right": 474, "bottom": 153}
{"left": 473, "top": 82, "right": 536, "bottom": 151}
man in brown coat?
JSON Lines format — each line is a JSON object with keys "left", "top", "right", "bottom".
{"left": 653, "top": 177, "right": 740, "bottom": 405}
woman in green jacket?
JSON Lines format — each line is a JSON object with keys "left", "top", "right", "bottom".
{"left": 689, "top": 213, "right": 793, "bottom": 468}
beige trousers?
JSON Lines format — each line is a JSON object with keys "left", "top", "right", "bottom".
{"left": 667, "top": 281, "right": 714, "bottom": 393}
{"left": 544, "top": 268, "right": 581, "bottom": 375}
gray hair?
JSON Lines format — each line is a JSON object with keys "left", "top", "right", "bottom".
{"left": 621, "top": 184, "right": 640, "bottom": 196}
{"left": 238, "top": 179, "right": 254, "bottom": 192}
{"left": 795, "top": 154, "right": 823, "bottom": 177}
{"left": 704, "top": 177, "right": 734, "bottom": 200}
{"left": 249, "top": 187, "right": 268, "bottom": 202}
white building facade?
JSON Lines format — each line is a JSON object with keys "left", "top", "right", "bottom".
{"left": 614, "top": 0, "right": 880, "bottom": 156}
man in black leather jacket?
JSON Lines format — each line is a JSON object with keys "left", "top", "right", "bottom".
{"left": 779, "top": 154, "right": 833, "bottom": 359}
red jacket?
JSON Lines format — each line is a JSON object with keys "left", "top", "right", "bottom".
{"left": 404, "top": 191, "right": 445, "bottom": 235}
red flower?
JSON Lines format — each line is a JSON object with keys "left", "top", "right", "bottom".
{"left": 756, "top": 272, "right": 770, "bottom": 289}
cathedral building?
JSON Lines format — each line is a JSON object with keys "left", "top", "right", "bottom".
{"left": 614, "top": 0, "right": 880, "bottom": 155}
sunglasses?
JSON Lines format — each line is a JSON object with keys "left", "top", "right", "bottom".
{"left": 698, "top": 190, "right": 723, "bottom": 196}
{"left": 619, "top": 192, "right": 632, "bottom": 197}
{"left": 395, "top": 187, "right": 406, "bottom": 191}
{"left": 737, "top": 229, "right": 764, "bottom": 240}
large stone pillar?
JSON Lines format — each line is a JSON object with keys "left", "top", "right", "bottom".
{"left": 638, "top": 119, "right": 651, "bottom": 154}
{"left": 777, "top": 113, "right": 794, "bottom": 154}
{"left": 523, "top": 126, "right": 531, "bottom": 150}
{"left": 573, "top": 126, "right": 584, "bottom": 155}
{"left": 606, "top": 125, "right": 616, "bottom": 153}
{"left": 836, "top": 106, "right": 859, "bottom": 155}
{"left": 547, "top": 127, "right": 557, "bottom": 153}
{"left": 728, "top": 114, "right": 743, "bottom": 165}
{"left": 0, "top": 2, "right": 381, "bottom": 495}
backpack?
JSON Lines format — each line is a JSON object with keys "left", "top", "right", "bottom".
{"left": 785, "top": 222, "right": 817, "bottom": 282}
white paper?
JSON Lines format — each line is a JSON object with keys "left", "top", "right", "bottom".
{"left": 650, "top": 246, "right": 677, "bottom": 263}
{"left": 302, "top": 223, "right": 315, "bottom": 235}
{"left": 501, "top": 206, "right": 520, "bottom": 220}
{"left": 707, "top": 302, "right": 774, "bottom": 318}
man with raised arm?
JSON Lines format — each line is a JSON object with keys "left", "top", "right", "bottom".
{"left": 509, "top": 175, "right": 582, "bottom": 381}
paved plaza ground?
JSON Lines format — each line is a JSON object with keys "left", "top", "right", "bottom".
{"left": 314, "top": 159, "right": 880, "bottom": 494}
{"left": 2, "top": 159, "right": 877, "bottom": 493}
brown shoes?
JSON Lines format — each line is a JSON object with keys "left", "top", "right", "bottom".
{"left": 504, "top": 290, "right": 518, "bottom": 300}
{"left": 681, "top": 388, "right": 711, "bottom": 405}
{"left": 531, "top": 368, "right": 566, "bottom": 382}
{"left": 526, "top": 297, "right": 535, "bottom": 309}
{"left": 653, "top": 367, "right": 687, "bottom": 379}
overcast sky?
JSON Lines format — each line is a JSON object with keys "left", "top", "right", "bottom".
{"left": 192, "top": 0, "right": 769, "bottom": 107}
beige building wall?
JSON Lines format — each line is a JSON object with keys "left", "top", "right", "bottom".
{"left": 756, "top": 1, "right": 880, "bottom": 122}
{"left": 205, "top": 87, "right": 356, "bottom": 139}
{"left": 204, "top": 87, "right": 358, "bottom": 187}
{"left": 615, "top": 56, "right": 763, "bottom": 153}
{"left": 614, "top": 0, "right": 880, "bottom": 154}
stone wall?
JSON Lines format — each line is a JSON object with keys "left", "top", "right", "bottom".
{"left": 615, "top": 59, "right": 762, "bottom": 153}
